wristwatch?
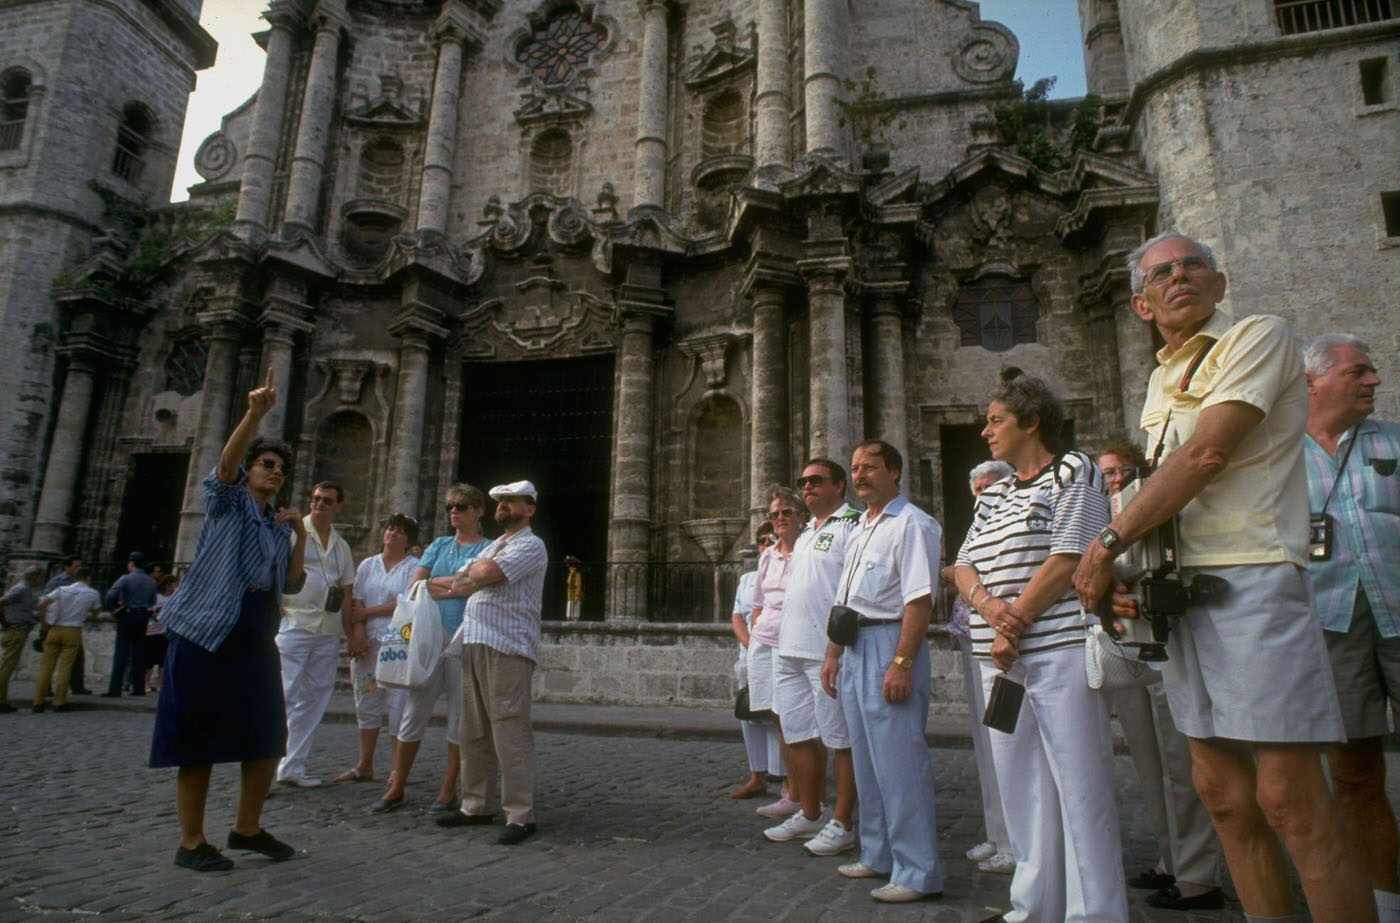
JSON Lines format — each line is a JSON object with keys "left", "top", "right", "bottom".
{"left": 1098, "top": 526, "right": 1128, "bottom": 557}
{"left": 890, "top": 655, "right": 913, "bottom": 671}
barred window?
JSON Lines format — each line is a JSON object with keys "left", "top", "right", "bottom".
{"left": 515, "top": 9, "right": 605, "bottom": 86}
{"left": 112, "top": 102, "right": 155, "bottom": 183}
{"left": 0, "top": 69, "right": 30, "bottom": 152}
{"left": 1274, "top": 0, "right": 1395, "bottom": 35}
{"left": 164, "top": 337, "right": 207, "bottom": 396}
{"left": 952, "top": 275, "right": 1039, "bottom": 352}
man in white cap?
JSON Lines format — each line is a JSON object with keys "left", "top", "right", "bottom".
{"left": 437, "top": 480, "right": 549, "bottom": 845}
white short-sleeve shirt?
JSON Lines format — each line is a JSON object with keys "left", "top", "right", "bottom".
{"left": 837, "top": 494, "right": 942, "bottom": 622}
{"left": 779, "top": 503, "right": 863, "bottom": 660}
{"left": 352, "top": 553, "right": 421, "bottom": 612}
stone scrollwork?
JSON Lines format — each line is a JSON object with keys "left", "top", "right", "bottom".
{"left": 459, "top": 288, "right": 618, "bottom": 358}
{"left": 193, "top": 132, "right": 237, "bottom": 181}
{"left": 953, "top": 22, "right": 1018, "bottom": 85}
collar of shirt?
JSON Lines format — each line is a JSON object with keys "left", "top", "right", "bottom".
{"left": 862, "top": 492, "right": 909, "bottom": 526}
{"left": 805, "top": 502, "right": 855, "bottom": 534}
{"left": 1153, "top": 308, "right": 1233, "bottom": 366}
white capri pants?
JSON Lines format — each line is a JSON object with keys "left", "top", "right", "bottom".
{"left": 396, "top": 655, "right": 461, "bottom": 745}
{"left": 354, "top": 617, "right": 407, "bottom": 733}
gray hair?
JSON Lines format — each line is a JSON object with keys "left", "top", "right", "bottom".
{"left": 766, "top": 484, "right": 804, "bottom": 513}
{"left": 968, "top": 460, "right": 1015, "bottom": 493}
{"left": 1127, "top": 231, "right": 1219, "bottom": 293}
{"left": 1302, "top": 333, "right": 1369, "bottom": 377}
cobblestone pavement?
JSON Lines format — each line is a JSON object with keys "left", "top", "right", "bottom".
{"left": 1, "top": 708, "right": 1381, "bottom": 922}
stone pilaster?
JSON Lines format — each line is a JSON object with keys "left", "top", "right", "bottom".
{"left": 803, "top": 0, "right": 846, "bottom": 158}
{"left": 385, "top": 303, "right": 447, "bottom": 520}
{"left": 631, "top": 0, "right": 671, "bottom": 210}
{"left": 175, "top": 313, "right": 247, "bottom": 561}
{"left": 234, "top": 2, "right": 299, "bottom": 237}
{"left": 865, "top": 282, "right": 910, "bottom": 464}
{"left": 255, "top": 281, "right": 314, "bottom": 439}
{"left": 27, "top": 352, "right": 98, "bottom": 556}
{"left": 798, "top": 258, "right": 853, "bottom": 463}
{"left": 754, "top": 0, "right": 791, "bottom": 170}
{"left": 608, "top": 264, "right": 669, "bottom": 621}
{"left": 282, "top": 0, "right": 349, "bottom": 233}
{"left": 743, "top": 255, "right": 797, "bottom": 533}
{"left": 418, "top": 6, "right": 481, "bottom": 237}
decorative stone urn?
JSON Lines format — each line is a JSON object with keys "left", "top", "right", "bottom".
{"left": 681, "top": 517, "right": 747, "bottom": 621}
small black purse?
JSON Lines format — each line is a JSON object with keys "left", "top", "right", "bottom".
{"left": 983, "top": 673, "right": 1025, "bottom": 734}
{"left": 826, "top": 604, "right": 859, "bottom": 646}
{"left": 734, "top": 685, "right": 771, "bottom": 721}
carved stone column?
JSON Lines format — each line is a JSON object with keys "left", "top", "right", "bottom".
{"left": 418, "top": 6, "right": 479, "bottom": 237}
{"left": 803, "top": 0, "right": 845, "bottom": 158}
{"left": 27, "top": 352, "right": 98, "bottom": 556}
{"left": 747, "top": 286, "right": 788, "bottom": 531}
{"left": 631, "top": 0, "right": 670, "bottom": 210}
{"left": 607, "top": 265, "right": 668, "bottom": 621}
{"left": 385, "top": 304, "right": 446, "bottom": 519}
{"left": 866, "top": 283, "right": 910, "bottom": 463}
{"left": 754, "top": 0, "right": 791, "bottom": 170}
{"left": 175, "top": 314, "right": 246, "bottom": 561}
{"left": 799, "top": 260, "right": 852, "bottom": 462}
{"left": 234, "top": 2, "right": 299, "bottom": 236}
{"left": 282, "top": 1, "right": 348, "bottom": 232}
{"left": 256, "top": 285, "right": 315, "bottom": 440}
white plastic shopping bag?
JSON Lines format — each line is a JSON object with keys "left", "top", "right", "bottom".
{"left": 376, "top": 580, "right": 442, "bottom": 689}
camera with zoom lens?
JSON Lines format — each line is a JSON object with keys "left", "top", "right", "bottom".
{"left": 1105, "top": 469, "right": 1229, "bottom": 662}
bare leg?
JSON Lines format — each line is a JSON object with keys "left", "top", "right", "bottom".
{"left": 355, "top": 728, "right": 379, "bottom": 778}
{"left": 380, "top": 739, "right": 420, "bottom": 801}
{"left": 1327, "top": 737, "right": 1400, "bottom": 892}
{"left": 832, "top": 747, "right": 856, "bottom": 827}
{"left": 787, "top": 738, "right": 826, "bottom": 819}
{"left": 437, "top": 742, "right": 461, "bottom": 803}
{"left": 176, "top": 764, "right": 213, "bottom": 849}
{"left": 1255, "top": 743, "right": 1378, "bottom": 922}
{"left": 232, "top": 758, "right": 278, "bottom": 836}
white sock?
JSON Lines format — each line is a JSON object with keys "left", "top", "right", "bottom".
{"left": 1376, "top": 889, "right": 1400, "bottom": 923}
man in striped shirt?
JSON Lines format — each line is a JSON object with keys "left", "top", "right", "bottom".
{"left": 438, "top": 480, "right": 548, "bottom": 846}
{"left": 1303, "top": 333, "right": 1400, "bottom": 923}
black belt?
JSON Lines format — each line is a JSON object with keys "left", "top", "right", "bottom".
{"left": 856, "top": 617, "right": 899, "bottom": 628}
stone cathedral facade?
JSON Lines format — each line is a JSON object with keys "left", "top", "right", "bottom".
{"left": 1, "top": 0, "right": 1396, "bottom": 621}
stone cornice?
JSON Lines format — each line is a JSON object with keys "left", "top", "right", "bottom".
{"left": 388, "top": 301, "right": 449, "bottom": 342}
{"left": 140, "top": 0, "right": 218, "bottom": 68}
{"left": 432, "top": 3, "right": 487, "bottom": 48}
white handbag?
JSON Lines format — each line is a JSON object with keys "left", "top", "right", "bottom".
{"left": 1083, "top": 609, "right": 1161, "bottom": 691}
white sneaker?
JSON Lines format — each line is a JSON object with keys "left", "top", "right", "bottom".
{"left": 978, "top": 851, "right": 1015, "bottom": 874}
{"left": 837, "top": 862, "right": 885, "bottom": 879}
{"left": 277, "top": 773, "right": 323, "bottom": 788}
{"left": 870, "top": 883, "right": 933, "bottom": 903}
{"left": 764, "top": 808, "right": 830, "bottom": 842}
{"left": 755, "top": 796, "right": 799, "bottom": 818}
{"left": 803, "top": 818, "right": 855, "bottom": 856}
{"left": 965, "top": 840, "right": 997, "bottom": 861}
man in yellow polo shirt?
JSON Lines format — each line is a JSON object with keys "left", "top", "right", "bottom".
{"left": 1073, "top": 231, "right": 1374, "bottom": 923}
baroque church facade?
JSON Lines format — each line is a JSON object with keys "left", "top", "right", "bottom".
{"left": 1, "top": 0, "right": 1396, "bottom": 620}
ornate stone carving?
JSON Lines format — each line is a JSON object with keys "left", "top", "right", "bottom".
{"left": 953, "top": 22, "right": 1018, "bottom": 85}
{"left": 459, "top": 288, "right": 617, "bottom": 358}
{"left": 679, "top": 332, "right": 734, "bottom": 392}
{"left": 683, "top": 18, "right": 755, "bottom": 90}
{"left": 193, "top": 131, "right": 236, "bottom": 181}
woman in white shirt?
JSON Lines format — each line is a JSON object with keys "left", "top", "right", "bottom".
{"left": 333, "top": 514, "right": 419, "bottom": 784}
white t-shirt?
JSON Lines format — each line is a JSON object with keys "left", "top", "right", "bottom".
{"left": 836, "top": 494, "right": 942, "bottom": 622}
{"left": 956, "top": 451, "right": 1109, "bottom": 658}
{"left": 42, "top": 583, "right": 101, "bottom": 627}
{"left": 352, "top": 553, "right": 421, "bottom": 630}
{"left": 778, "top": 504, "right": 862, "bottom": 660}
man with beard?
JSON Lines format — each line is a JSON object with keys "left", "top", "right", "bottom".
{"left": 438, "top": 481, "right": 548, "bottom": 845}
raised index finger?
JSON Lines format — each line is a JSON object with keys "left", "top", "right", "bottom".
{"left": 264, "top": 366, "right": 275, "bottom": 389}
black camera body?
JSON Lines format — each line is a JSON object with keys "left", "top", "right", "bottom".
{"left": 324, "top": 584, "right": 346, "bottom": 612}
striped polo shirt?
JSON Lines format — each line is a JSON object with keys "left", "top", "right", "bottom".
{"left": 957, "top": 451, "right": 1109, "bottom": 658}
{"left": 460, "top": 525, "right": 549, "bottom": 662}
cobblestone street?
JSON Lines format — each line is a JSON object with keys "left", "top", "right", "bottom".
{"left": 2, "top": 706, "right": 1378, "bottom": 922}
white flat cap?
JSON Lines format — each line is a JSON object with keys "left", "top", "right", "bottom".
{"left": 488, "top": 480, "right": 538, "bottom": 501}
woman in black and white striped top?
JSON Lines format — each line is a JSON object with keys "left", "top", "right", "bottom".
{"left": 952, "top": 374, "right": 1128, "bottom": 923}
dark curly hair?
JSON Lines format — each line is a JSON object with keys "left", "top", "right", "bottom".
{"left": 244, "top": 436, "right": 293, "bottom": 474}
{"left": 988, "top": 373, "right": 1065, "bottom": 454}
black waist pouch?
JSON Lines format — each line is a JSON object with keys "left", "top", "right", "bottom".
{"left": 827, "top": 604, "right": 859, "bottom": 646}
{"left": 983, "top": 673, "right": 1025, "bottom": 734}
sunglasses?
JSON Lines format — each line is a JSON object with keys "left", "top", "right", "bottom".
{"left": 445, "top": 502, "right": 477, "bottom": 513}
{"left": 256, "top": 458, "right": 288, "bottom": 474}
{"left": 767, "top": 507, "right": 799, "bottom": 521}
{"left": 795, "top": 475, "right": 829, "bottom": 488}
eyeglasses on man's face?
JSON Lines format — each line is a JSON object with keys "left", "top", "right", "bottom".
{"left": 255, "top": 458, "right": 288, "bottom": 474}
{"left": 795, "top": 475, "right": 829, "bottom": 489}
{"left": 767, "top": 507, "right": 798, "bottom": 521}
{"left": 1143, "top": 255, "right": 1210, "bottom": 287}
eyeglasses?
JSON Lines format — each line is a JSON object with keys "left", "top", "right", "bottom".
{"left": 757, "top": 534, "right": 776, "bottom": 546}
{"left": 795, "top": 475, "right": 829, "bottom": 489}
{"left": 256, "top": 458, "right": 287, "bottom": 474}
{"left": 445, "top": 502, "right": 476, "bottom": 514}
{"left": 767, "top": 507, "right": 798, "bottom": 521}
{"left": 1143, "top": 255, "right": 1210, "bottom": 287}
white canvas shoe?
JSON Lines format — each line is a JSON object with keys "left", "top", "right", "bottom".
{"left": 837, "top": 862, "right": 885, "bottom": 879}
{"left": 803, "top": 818, "right": 855, "bottom": 856}
{"left": 871, "top": 883, "right": 935, "bottom": 903}
{"left": 763, "top": 808, "right": 830, "bottom": 842}
{"left": 965, "top": 840, "right": 997, "bottom": 861}
{"left": 978, "top": 851, "right": 1015, "bottom": 874}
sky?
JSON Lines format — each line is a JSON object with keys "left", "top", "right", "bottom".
{"left": 170, "top": 0, "right": 1088, "bottom": 201}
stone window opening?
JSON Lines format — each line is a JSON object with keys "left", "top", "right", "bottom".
{"left": 515, "top": 6, "right": 606, "bottom": 87}
{"left": 358, "top": 137, "right": 406, "bottom": 200}
{"left": 952, "top": 274, "right": 1040, "bottom": 352}
{"left": 530, "top": 128, "right": 573, "bottom": 196}
{"left": 163, "top": 336, "right": 208, "bottom": 396}
{"left": 1274, "top": 0, "right": 1396, "bottom": 35}
{"left": 0, "top": 69, "right": 30, "bottom": 151}
{"left": 701, "top": 89, "right": 746, "bottom": 159}
{"left": 112, "top": 102, "right": 155, "bottom": 183}
{"left": 1382, "top": 190, "right": 1400, "bottom": 237}
{"left": 1360, "top": 56, "right": 1393, "bottom": 106}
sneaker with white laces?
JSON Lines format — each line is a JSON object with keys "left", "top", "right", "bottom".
{"left": 755, "top": 796, "right": 799, "bottom": 818}
{"left": 871, "top": 883, "right": 938, "bottom": 903}
{"left": 764, "top": 808, "right": 830, "bottom": 842}
{"left": 978, "top": 851, "right": 1015, "bottom": 874}
{"left": 837, "top": 862, "right": 886, "bottom": 879}
{"left": 803, "top": 818, "right": 855, "bottom": 856}
{"left": 965, "top": 840, "right": 997, "bottom": 862}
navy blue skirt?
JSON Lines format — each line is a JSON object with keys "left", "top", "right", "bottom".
{"left": 149, "top": 589, "right": 287, "bottom": 768}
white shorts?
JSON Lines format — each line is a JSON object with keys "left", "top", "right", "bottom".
{"left": 773, "top": 654, "right": 849, "bottom": 748}
{"left": 747, "top": 640, "right": 778, "bottom": 711}
{"left": 396, "top": 655, "right": 461, "bottom": 745}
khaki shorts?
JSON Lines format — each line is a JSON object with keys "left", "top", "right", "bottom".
{"left": 1323, "top": 589, "right": 1400, "bottom": 740}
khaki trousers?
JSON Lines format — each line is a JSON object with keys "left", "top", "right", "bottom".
{"left": 459, "top": 643, "right": 535, "bottom": 825}
{"left": 0, "top": 625, "right": 32, "bottom": 701}
{"left": 33, "top": 626, "right": 82, "bottom": 706}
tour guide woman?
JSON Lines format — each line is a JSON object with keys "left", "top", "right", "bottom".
{"left": 953, "top": 373, "right": 1127, "bottom": 923}
{"left": 151, "top": 368, "right": 308, "bottom": 872}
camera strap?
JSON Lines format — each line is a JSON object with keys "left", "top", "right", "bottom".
{"left": 1149, "top": 336, "right": 1219, "bottom": 468}
{"left": 837, "top": 516, "right": 884, "bottom": 606}
{"left": 1316, "top": 423, "right": 1361, "bottom": 515}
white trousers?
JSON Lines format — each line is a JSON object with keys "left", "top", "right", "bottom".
{"left": 1112, "top": 681, "right": 1221, "bottom": 885}
{"left": 740, "top": 719, "right": 785, "bottom": 775}
{"left": 276, "top": 629, "right": 341, "bottom": 779}
{"left": 955, "top": 635, "right": 1010, "bottom": 851}
{"left": 981, "top": 650, "right": 1128, "bottom": 923}
{"left": 353, "top": 617, "right": 407, "bottom": 733}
